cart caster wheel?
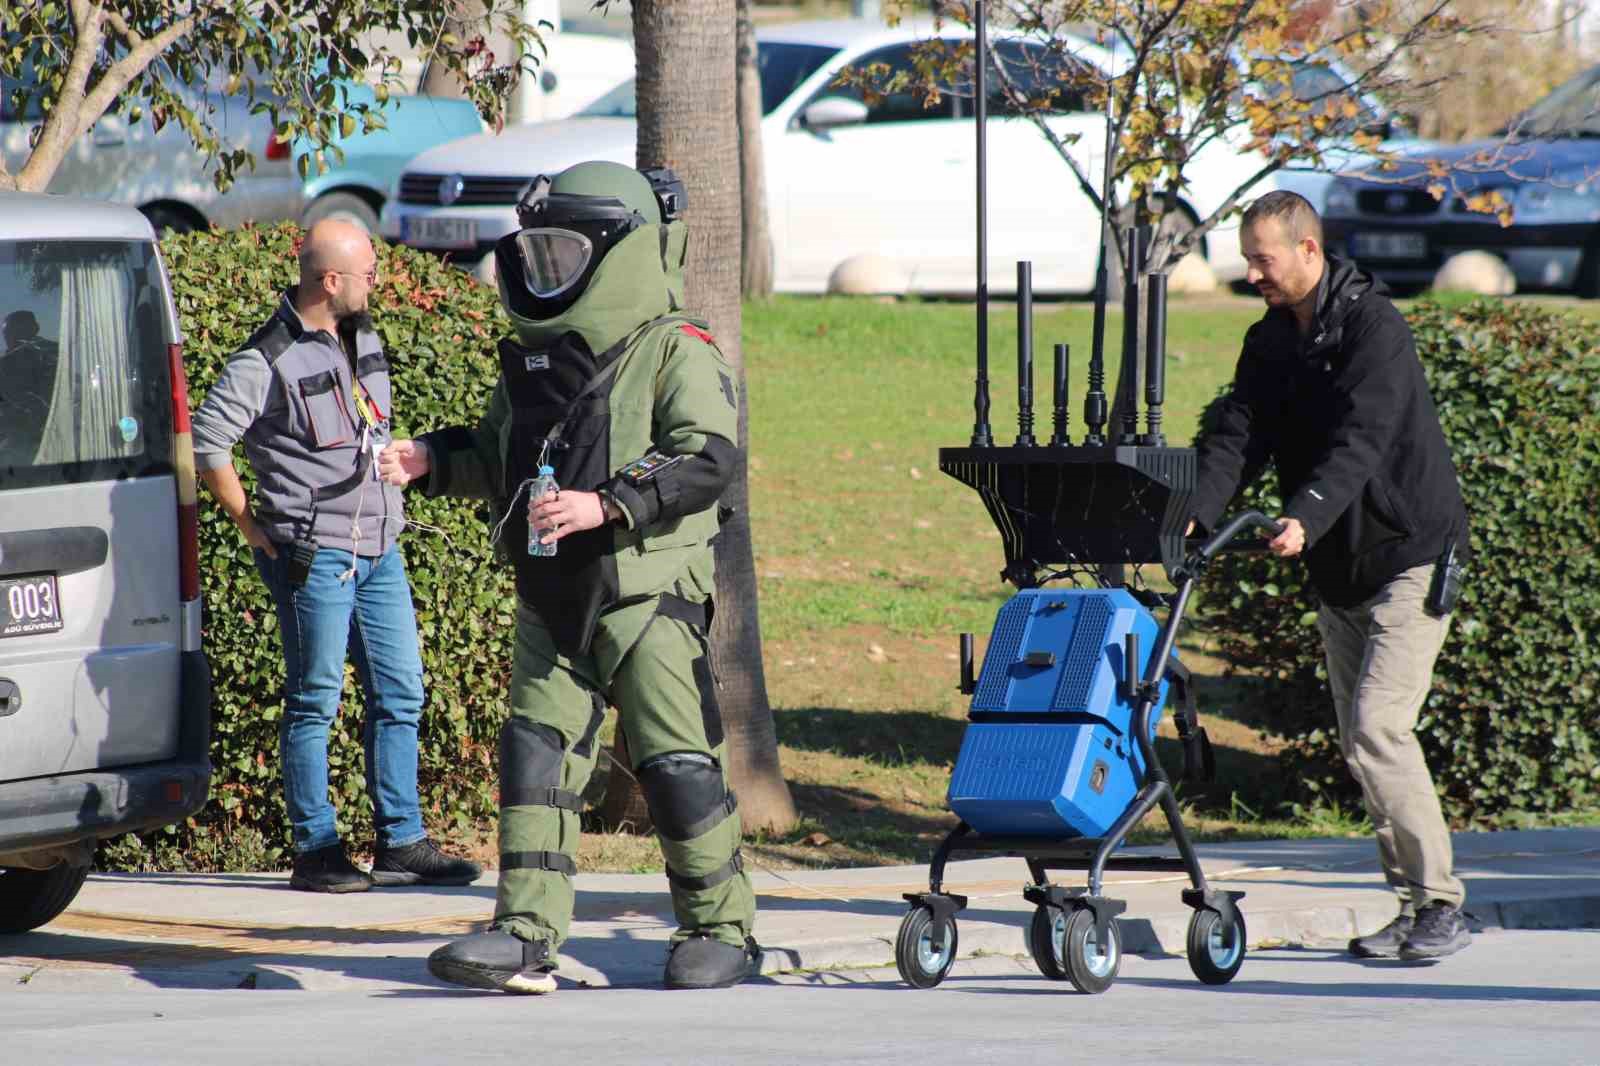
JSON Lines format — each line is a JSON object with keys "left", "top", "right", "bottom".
{"left": 1061, "top": 906, "right": 1121, "bottom": 994}
{"left": 1028, "top": 904, "right": 1068, "bottom": 980}
{"left": 1187, "top": 906, "right": 1247, "bottom": 985}
{"left": 895, "top": 906, "right": 958, "bottom": 988}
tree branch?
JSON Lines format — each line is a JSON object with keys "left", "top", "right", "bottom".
{"left": 78, "top": 13, "right": 202, "bottom": 140}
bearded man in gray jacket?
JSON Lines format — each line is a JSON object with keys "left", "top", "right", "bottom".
{"left": 191, "top": 220, "right": 479, "bottom": 892}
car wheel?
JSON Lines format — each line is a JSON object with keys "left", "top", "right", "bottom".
{"left": 139, "top": 203, "right": 200, "bottom": 235}
{"left": 0, "top": 863, "right": 91, "bottom": 934}
{"left": 303, "top": 191, "right": 381, "bottom": 235}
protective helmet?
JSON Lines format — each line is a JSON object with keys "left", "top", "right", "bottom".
{"left": 494, "top": 161, "right": 686, "bottom": 320}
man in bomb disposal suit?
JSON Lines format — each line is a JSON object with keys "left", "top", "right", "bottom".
{"left": 379, "top": 161, "right": 755, "bottom": 993}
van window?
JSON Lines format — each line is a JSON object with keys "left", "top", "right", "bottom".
{"left": 0, "top": 240, "right": 173, "bottom": 489}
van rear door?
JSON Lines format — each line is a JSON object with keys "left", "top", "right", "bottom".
{"left": 0, "top": 238, "right": 181, "bottom": 783}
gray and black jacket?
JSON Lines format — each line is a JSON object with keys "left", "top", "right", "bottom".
{"left": 191, "top": 291, "right": 404, "bottom": 554}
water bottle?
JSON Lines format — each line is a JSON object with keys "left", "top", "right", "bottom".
{"left": 527, "top": 464, "right": 558, "bottom": 557}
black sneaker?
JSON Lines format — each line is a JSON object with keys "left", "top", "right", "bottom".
{"left": 428, "top": 930, "right": 557, "bottom": 994}
{"left": 370, "top": 838, "right": 481, "bottom": 886}
{"left": 663, "top": 932, "right": 759, "bottom": 989}
{"left": 1347, "top": 913, "right": 1414, "bottom": 958}
{"left": 1398, "top": 902, "right": 1471, "bottom": 960}
{"left": 289, "top": 843, "right": 372, "bottom": 893}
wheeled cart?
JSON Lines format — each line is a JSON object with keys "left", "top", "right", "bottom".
{"left": 894, "top": 511, "right": 1281, "bottom": 993}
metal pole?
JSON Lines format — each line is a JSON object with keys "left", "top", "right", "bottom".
{"left": 970, "top": 0, "right": 993, "bottom": 448}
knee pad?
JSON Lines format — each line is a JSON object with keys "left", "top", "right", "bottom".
{"left": 638, "top": 752, "right": 739, "bottom": 842}
{"left": 500, "top": 718, "right": 583, "bottom": 813}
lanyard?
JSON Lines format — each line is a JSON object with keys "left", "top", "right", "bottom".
{"left": 352, "top": 378, "right": 382, "bottom": 429}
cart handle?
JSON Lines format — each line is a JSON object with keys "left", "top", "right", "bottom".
{"left": 1179, "top": 511, "right": 1285, "bottom": 578}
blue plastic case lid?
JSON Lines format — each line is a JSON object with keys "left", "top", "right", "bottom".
{"left": 538, "top": 465, "right": 554, "bottom": 476}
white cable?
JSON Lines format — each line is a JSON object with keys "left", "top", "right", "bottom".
{"left": 488, "top": 478, "right": 538, "bottom": 549}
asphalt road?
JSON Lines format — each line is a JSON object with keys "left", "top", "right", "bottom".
{"left": 6, "top": 929, "right": 1597, "bottom": 1065}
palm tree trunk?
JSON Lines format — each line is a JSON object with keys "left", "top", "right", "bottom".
{"left": 736, "top": 0, "right": 773, "bottom": 297}
{"left": 603, "top": 0, "right": 796, "bottom": 834}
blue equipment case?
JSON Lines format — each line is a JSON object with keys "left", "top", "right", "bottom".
{"left": 947, "top": 588, "right": 1173, "bottom": 839}
{"left": 894, "top": 512, "right": 1283, "bottom": 994}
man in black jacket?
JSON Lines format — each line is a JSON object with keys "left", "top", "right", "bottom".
{"left": 1190, "top": 190, "right": 1471, "bottom": 961}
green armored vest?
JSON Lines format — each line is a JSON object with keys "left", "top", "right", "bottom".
{"left": 494, "top": 221, "right": 727, "bottom": 657}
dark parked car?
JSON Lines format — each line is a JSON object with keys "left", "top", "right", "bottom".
{"left": 1322, "top": 63, "right": 1600, "bottom": 296}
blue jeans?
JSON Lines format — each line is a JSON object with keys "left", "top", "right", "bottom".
{"left": 255, "top": 544, "right": 426, "bottom": 854}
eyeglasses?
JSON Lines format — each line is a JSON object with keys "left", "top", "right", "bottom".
{"left": 326, "top": 267, "right": 380, "bottom": 285}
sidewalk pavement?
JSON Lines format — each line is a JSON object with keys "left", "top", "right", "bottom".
{"left": 3, "top": 828, "right": 1596, "bottom": 993}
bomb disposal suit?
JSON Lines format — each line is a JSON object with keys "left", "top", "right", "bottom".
{"left": 415, "top": 162, "right": 756, "bottom": 993}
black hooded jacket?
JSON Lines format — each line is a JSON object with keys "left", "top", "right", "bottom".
{"left": 1190, "top": 255, "right": 1469, "bottom": 607}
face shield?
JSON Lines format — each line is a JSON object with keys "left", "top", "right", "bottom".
{"left": 514, "top": 228, "right": 594, "bottom": 299}
{"left": 507, "top": 178, "right": 652, "bottom": 312}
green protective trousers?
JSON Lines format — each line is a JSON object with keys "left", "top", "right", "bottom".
{"left": 493, "top": 598, "right": 755, "bottom": 955}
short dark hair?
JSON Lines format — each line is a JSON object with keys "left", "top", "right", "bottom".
{"left": 3, "top": 309, "right": 39, "bottom": 340}
{"left": 1242, "top": 190, "right": 1323, "bottom": 246}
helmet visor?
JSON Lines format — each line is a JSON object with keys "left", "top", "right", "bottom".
{"left": 515, "top": 228, "right": 594, "bottom": 299}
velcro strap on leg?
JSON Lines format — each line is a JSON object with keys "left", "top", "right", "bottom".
{"left": 666, "top": 849, "right": 743, "bottom": 892}
{"left": 573, "top": 692, "right": 606, "bottom": 759}
{"left": 501, "top": 786, "right": 586, "bottom": 812}
{"left": 672, "top": 789, "right": 739, "bottom": 843}
{"left": 656, "top": 592, "right": 708, "bottom": 631}
{"left": 500, "top": 850, "right": 577, "bottom": 877}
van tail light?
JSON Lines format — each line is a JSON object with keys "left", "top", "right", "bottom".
{"left": 168, "top": 342, "right": 201, "bottom": 603}
{"left": 265, "top": 133, "right": 290, "bottom": 161}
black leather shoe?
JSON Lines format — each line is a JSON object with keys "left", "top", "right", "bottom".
{"left": 428, "top": 931, "right": 557, "bottom": 994}
{"left": 289, "top": 843, "right": 372, "bottom": 893}
{"left": 1398, "top": 902, "right": 1471, "bottom": 960}
{"left": 371, "top": 838, "right": 481, "bottom": 886}
{"left": 663, "top": 933, "right": 758, "bottom": 989}
{"left": 1347, "top": 913, "right": 1413, "bottom": 958}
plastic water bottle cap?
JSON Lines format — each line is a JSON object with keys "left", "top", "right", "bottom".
{"left": 538, "top": 465, "right": 554, "bottom": 476}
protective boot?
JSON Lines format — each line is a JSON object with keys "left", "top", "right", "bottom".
{"left": 427, "top": 930, "right": 557, "bottom": 994}
{"left": 663, "top": 932, "right": 758, "bottom": 989}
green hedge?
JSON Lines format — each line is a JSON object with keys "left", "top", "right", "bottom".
{"left": 101, "top": 225, "right": 515, "bottom": 870}
{"left": 1195, "top": 298, "right": 1600, "bottom": 824}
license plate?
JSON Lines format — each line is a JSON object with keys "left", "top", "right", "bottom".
{"left": 402, "top": 215, "right": 478, "bottom": 251}
{"left": 1, "top": 573, "right": 64, "bottom": 638}
{"left": 1350, "top": 231, "right": 1426, "bottom": 260}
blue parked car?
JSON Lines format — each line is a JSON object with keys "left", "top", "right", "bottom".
{"left": 1322, "top": 63, "right": 1600, "bottom": 296}
{"left": 298, "top": 83, "right": 485, "bottom": 234}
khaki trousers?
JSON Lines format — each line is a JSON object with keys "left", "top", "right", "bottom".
{"left": 1316, "top": 564, "right": 1465, "bottom": 910}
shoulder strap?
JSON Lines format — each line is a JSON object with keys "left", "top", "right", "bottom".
{"left": 541, "top": 314, "right": 705, "bottom": 449}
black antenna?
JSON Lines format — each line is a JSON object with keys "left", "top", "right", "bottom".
{"left": 1118, "top": 223, "right": 1143, "bottom": 445}
{"left": 1015, "top": 260, "right": 1036, "bottom": 447}
{"left": 1143, "top": 269, "right": 1167, "bottom": 446}
{"left": 1051, "top": 342, "right": 1070, "bottom": 446}
{"left": 1083, "top": 42, "right": 1115, "bottom": 449}
{"left": 969, "top": 0, "right": 993, "bottom": 448}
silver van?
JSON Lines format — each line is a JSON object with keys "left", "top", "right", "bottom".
{"left": 0, "top": 191, "right": 211, "bottom": 933}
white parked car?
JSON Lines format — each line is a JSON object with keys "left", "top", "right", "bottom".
{"left": 383, "top": 18, "right": 1275, "bottom": 295}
